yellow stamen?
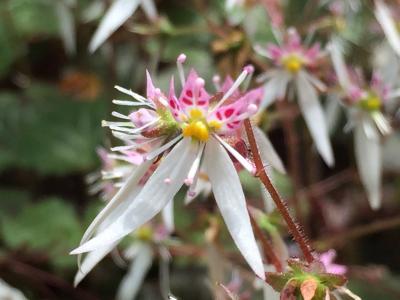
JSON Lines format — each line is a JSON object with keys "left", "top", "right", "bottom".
{"left": 208, "top": 120, "right": 222, "bottom": 130}
{"left": 189, "top": 108, "right": 204, "bottom": 119}
{"left": 282, "top": 54, "right": 303, "bottom": 74}
{"left": 135, "top": 225, "right": 153, "bottom": 241}
{"left": 182, "top": 121, "right": 209, "bottom": 141}
{"left": 360, "top": 94, "right": 381, "bottom": 112}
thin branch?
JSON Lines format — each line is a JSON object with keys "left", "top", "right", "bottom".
{"left": 315, "top": 215, "right": 400, "bottom": 249}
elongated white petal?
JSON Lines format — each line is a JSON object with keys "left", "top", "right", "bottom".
{"left": 296, "top": 72, "right": 334, "bottom": 166}
{"left": 303, "top": 72, "right": 327, "bottom": 92}
{"left": 116, "top": 243, "right": 153, "bottom": 300}
{"left": 114, "top": 86, "right": 149, "bottom": 103}
{"left": 354, "top": 119, "right": 382, "bottom": 209}
{"left": 79, "top": 161, "right": 152, "bottom": 245}
{"left": 253, "top": 127, "right": 286, "bottom": 174}
{"left": 325, "top": 94, "right": 342, "bottom": 134}
{"left": 146, "top": 135, "right": 182, "bottom": 160}
{"left": 184, "top": 175, "right": 211, "bottom": 205}
{"left": 213, "top": 134, "right": 255, "bottom": 174}
{"left": 253, "top": 44, "right": 272, "bottom": 58}
{"left": 71, "top": 139, "right": 198, "bottom": 254}
{"left": 329, "top": 39, "right": 350, "bottom": 90}
{"left": 140, "top": 0, "right": 158, "bottom": 21}
{"left": 161, "top": 199, "right": 174, "bottom": 233}
{"left": 76, "top": 184, "right": 139, "bottom": 279}
{"left": 55, "top": 2, "right": 76, "bottom": 55}
{"left": 276, "top": 72, "right": 291, "bottom": 99}
{"left": 89, "top": 0, "right": 141, "bottom": 53}
{"left": 375, "top": 0, "right": 400, "bottom": 57}
{"left": 74, "top": 242, "right": 118, "bottom": 286}
{"left": 260, "top": 71, "right": 289, "bottom": 110}
{"left": 204, "top": 138, "right": 265, "bottom": 279}
{"left": 77, "top": 160, "right": 152, "bottom": 267}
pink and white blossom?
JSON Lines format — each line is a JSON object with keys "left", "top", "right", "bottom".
{"left": 256, "top": 28, "right": 334, "bottom": 167}
{"left": 71, "top": 55, "right": 269, "bottom": 280}
{"left": 330, "top": 43, "right": 396, "bottom": 209}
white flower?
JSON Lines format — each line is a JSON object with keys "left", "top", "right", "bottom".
{"left": 256, "top": 28, "right": 335, "bottom": 166}
{"left": 329, "top": 43, "right": 396, "bottom": 209}
{"left": 375, "top": 0, "right": 400, "bottom": 57}
{"left": 71, "top": 55, "right": 267, "bottom": 279}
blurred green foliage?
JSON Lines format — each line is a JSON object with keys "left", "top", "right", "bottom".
{"left": 1, "top": 197, "right": 81, "bottom": 269}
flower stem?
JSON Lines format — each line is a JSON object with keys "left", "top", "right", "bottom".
{"left": 244, "top": 119, "right": 314, "bottom": 263}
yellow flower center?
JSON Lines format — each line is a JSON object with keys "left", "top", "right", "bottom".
{"left": 360, "top": 94, "right": 381, "bottom": 112}
{"left": 181, "top": 108, "right": 222, "bottom": 142}
{"left": 282, "top": 54, "right": 303, "bottom": 74}
{"left": 135, "top": 225, "right": 153, "bottom": 241}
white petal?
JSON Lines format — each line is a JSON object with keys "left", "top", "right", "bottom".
{"left": 303, "top": 72, "right": 327, "bottom": 92}
{"left": 354, "top": 119, "right": 382, "bottom": 209}
{"left": 79, "top": 161, "right": 152, "bottom": 248}
{"left": 161, "top": 199, "right": 174, "bottom": 233}
{"left": 276, "top": 72, "right": 291, "bottom": 99}
{"left": 328, "top": 39, "right": 350, "bottom": 90}
{"left": 260, "top": 71, "right": 290, "bottom": 110}
{"left": 55, "top": 2, "right": 76, "bottom": 55}
{"left": 296, "top": 72, "right": 334, "bottom": 166}
{"left": 184, "top": 176, "right": 211, "bottom": 204}
{"left": 71, "top": 138, "right": 198, "bottom": 254}
{"left": 89, "top": 0, "right": 141, "bottom": 53}
{"left": 74, "top": 242, "right": 118, "bottom": 286}
{"left": 140, "top": 0, "right": 158, "bottom": 21}
{"left": 213, "top": 134, "right": 255, "bottom": 174}
{"left": 375, "top": 0, "right": 400, "bottom": 57}
{"left": 325, "top": 94, "right": 342, "bottom": 134}
{"left": 253, "top": 127, "right": 286, "bottom": 174}
{"left": 259, "top": 76, "right": 280, "bottom": 110}
{"left": 204, "top": 138, "right": 265, "bottom": 279}
{"left": 146, "top": 135, "right": 182, "bottom": 160}
{"left": 116, "top": 243, "right": 153, "bottom": 300}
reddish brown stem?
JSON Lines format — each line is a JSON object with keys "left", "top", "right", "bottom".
{"left": 244, "top": 119, "right": 314, "bottom": 263}
{"left": 248, "top": 206, "right": 283, "bottom": 272}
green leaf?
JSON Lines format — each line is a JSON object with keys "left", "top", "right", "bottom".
{"left": 0, "top": 188, "right": 30, "bottom": 218}
{"left": 265, "top": 272, "right": 293, "bottom": 291}
{"left": 0, "top": 83, "right": 107, "bottom": 175}
{"left": 1, "top": 197, "right": 82, "bottom": 269}
{"left": 7, "top": 0, "right": 59, "bottom": 37}
{"left": 0, "top": 14, "right": 24, "bottom": 78}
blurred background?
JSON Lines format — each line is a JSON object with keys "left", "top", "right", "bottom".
{"left": 0, "top": 0, "right": 400, "bottom": 299}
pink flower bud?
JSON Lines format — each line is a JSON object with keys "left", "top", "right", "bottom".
{"left": 129, "top": 108, "right": 158, "bottom": 128}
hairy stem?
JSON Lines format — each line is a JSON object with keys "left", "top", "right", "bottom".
{"left": 244, "top": 119, "right": 314, "bottom": 263}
